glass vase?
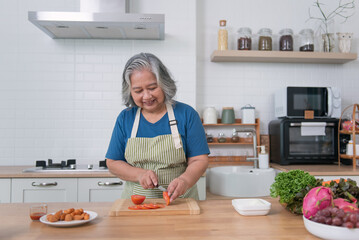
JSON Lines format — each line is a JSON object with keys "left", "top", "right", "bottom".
{"left": 322, "top": 33, "right": 335, "bottom": 52}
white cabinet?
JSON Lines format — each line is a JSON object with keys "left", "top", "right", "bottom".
{"left": 0, "top": 179, "right": 11, "bottom": 203}
{"left": 197, "top": 176, "right": 206, "bottom": 200}
{"left": 11, "top": 178, "right": 77, "bottom": 203}
{"left": 78, "top": 178, "right": 125, "bottom": 202}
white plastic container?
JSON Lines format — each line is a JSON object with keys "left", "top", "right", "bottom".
{"left": 232, "top": 199, "right": 271, "bottom": 216}
{"left": 346, "top": 140, "right": 353, "bottom": 155}
{"left": 241, "top": 104, "right": 255, "bottom": 124}
{"left": 203, "top": 107, "right": 217, "bottom": 124}
{"left": 258, "top": 146, "right": 269, "bottom": 169}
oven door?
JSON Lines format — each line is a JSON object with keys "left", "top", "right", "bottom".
{"left": 287, "top": 87, "right": 328, "bottom": 117}
{"left": 284, "top": 120, "right": 338, "bottom": 163}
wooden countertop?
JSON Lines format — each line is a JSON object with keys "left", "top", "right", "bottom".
{"left": 271, "top": 163, "right": 359, "bottom": 176}
{"left": 0, "top": 198, "right": 319, "bottom": 240}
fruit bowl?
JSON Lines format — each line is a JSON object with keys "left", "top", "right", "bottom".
{"left": 303, "top": 216, "right": 359, "bottom": 240}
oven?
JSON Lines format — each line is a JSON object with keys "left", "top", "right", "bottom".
{"left": 269, "top": 118, "right": 339, "bottom": 165}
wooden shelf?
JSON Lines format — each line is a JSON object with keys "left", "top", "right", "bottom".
{"left": 340, "top": 130, "right": 359, "bottom": 134}
{"left": 340, "top": 154, "right": 359, "bottom": 160}
{"left": 203, "top": 118, "right": 259, "bottom": 126}
{"left": 338, "top": 104, "right": 359, "bottom": 170}
{"left": 204, "top": 118, "right": 261, "bottom": 166}
{"left": 211, "top": 50, "right": 357, "bottom": 64}
{"left": 208, "top": 137, "right": 253, "bottom": 145}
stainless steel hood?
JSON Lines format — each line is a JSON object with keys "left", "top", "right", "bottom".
{"left": 28, "top": 0, "right": 165, "bottom": 40}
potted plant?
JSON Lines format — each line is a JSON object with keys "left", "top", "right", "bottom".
{"left": 308, "top": 0, "right": 355, "bottom": 52}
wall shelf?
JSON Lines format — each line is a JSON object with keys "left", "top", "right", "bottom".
{"left": 338, "top": 104, "right": 359, "bottom": 170}
{"left": 203, "top": 118, "right": 260, "bottom": 166}
{"left": 211, "top": 50, "right": 357, "bottom": 64}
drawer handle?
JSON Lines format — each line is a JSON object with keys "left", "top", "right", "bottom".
{"left": 98, "top": 181, "right": 123, "bottom": 186}
{"left": 32, "top": 182, "right": 58, "bottom": 187}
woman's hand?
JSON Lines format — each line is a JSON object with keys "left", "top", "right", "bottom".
{"left": 138, "top": 170, "right": 158, "bottom": 189}
{"left": 167, "top": 177, "right": 189, "bottom": 202}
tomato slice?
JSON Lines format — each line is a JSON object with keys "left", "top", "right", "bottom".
{"left": 131, "top": 195, "right": 146, "bottom": 205}
{"left": 128, "top": 205, "right": 142, "bottom": 210}
{"left": 163, "top": 191, "right": 170, "bottom": 205}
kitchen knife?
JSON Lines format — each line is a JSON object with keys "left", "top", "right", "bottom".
{"left": 155, "top": 184, "right": 167, "bottom": 192}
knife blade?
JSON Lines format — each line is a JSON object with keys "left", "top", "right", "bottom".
{"left": 156, "top": 184, "right": 167, "bottom": 192}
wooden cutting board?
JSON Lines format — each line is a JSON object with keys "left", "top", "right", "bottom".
{"left": 109, "top": 198, "right": 200, "bottom": 216}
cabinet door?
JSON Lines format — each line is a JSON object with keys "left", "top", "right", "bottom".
{"left": 0, "top": 179, "right": 11, "bottom": 203}
{"left": 11, "top": 178, "right": 77, "bottom": 203}
{"left": 78, "top": 178, "right": 125, "bottom": 202}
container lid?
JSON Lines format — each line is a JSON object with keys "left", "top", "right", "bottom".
{"left": 219, "top": 20, "right": 227, "bottom": 27}
{"left": 241, "top": 104, "right": 255, "bottom": 110}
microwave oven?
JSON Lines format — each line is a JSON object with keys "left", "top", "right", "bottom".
{"left": 269, "top": 118, "right": 339, "bottom": 165}
{"left": 275, "top": 87, "right": 341, "bottom": 118}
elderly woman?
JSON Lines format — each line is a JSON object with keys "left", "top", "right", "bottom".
{"left": 106, "top": 53, "right": 209, "bottom": 202}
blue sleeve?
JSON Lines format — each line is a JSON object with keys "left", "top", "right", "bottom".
{"left": 105, "top": 111, "right": 128, "bottom": 161}
{"left": 184, "top": 106, "right": 210, "bottom": 158}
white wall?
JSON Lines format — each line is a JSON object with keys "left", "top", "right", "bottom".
{"left": 0, "top": 0, "right": 358, "bottom": 166}
{"left": 0, "top": 0, "right": 196, "bottom": 165}
{"left": 197, "top": 0, "right": 359, "bottom": 134}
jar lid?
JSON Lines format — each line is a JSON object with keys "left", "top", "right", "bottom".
{"left": 223, "top": 107, "right": 234, "bottom": 110}
{"left": 299, "top": 28, "right": 314, "bottom": 35}
{"left": 241, "top": 104, "right": 255, "bottom": 110}
{"left": 258, "top": 28, "right": 272, "bottom": 35}
{"left": 219, "top": 20, "right": 227, "bottom": 26}
{"left": 237, "top": 27, "right": 252, "bottom": 34}
{"left": 279, "top": 28, "right": 293, "bottom": 35}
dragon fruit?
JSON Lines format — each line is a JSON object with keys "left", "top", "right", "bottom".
{"left": 302, "top": 186, "right": 334, "bottom": 219}
{"left": 333, "top": 198, "right": 358, "bottom": 212}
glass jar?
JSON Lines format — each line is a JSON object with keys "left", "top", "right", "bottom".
{"left": 258, "top": 28, "right": 272, "bottom": 51}
{"left": 299, "top": 29, "right": 314, "bottom": 52}
{"left": 279, "top": 28, "right": 294, "bottom": 51}
{"left": 218, "top": 133, "right": 227, "bottom": 143}
{"left": 218, "top": 20, "right": 228, "bottom": 50}
{"left": 231, "top": 129, "right": 240, "bottom": 143}
{"left": 206, "top": 133, "right": 213, "bottom": 143}
{"left": 237, "top": 27, "right": 252, "bottom": 50}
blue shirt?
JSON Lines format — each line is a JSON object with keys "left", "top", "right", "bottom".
{"left": 106, "top": 101, "right": 210, "bottom": 161}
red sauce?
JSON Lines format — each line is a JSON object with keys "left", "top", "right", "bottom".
{"left": 30, "top": 212, "right": 46, "bottom": 220}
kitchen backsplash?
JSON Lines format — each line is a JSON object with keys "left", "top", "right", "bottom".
{"left": 1, "top": 0, "right": 358, "bottom": 165}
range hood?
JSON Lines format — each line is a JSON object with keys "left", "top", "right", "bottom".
{"left": 28, "top": 0, "right": 165, "bottom": 40}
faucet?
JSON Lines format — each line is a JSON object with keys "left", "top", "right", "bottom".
{"left": 235, "top": 129, "right": 258, "bottom": 168}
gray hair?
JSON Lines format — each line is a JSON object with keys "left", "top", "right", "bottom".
{"left": 122, "top": 53, "right": 177, "bottom": 107}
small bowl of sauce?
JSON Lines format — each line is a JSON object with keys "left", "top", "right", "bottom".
{"left": 30, "top": 203, "right": 47, "bottom": 220}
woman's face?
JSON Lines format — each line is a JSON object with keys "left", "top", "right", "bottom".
{"left": 130, "top": 69, "right": 165, "bottom": 113}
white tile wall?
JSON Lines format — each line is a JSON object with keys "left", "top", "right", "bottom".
{"left": 0, "top": 0, "right": 358, "bottom": 166}
{"left": 0, "top": 0, "right": 196, "bottom": 165}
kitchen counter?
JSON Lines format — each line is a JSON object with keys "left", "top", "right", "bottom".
{"left": 0, "top": 198, "right": 319, "bottom": 240}
{"left": 1, "top": 164, "right": 357, "bottom": 178}
{"left": 0, "top": 166, "right": 115, "bottom": 178}
{"left": 271, "top": 163, "right": 359, "bottom": 176}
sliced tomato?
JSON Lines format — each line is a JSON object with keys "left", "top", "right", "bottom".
{"left": 128, "top": 205, "right": 142, "bottom": 210}
{"left": 131, "top": 195, "right": 146, "bottom": 205}
{"left": 143, "top": 203, "right": 158, "bottom": 209}
{"left": 163, "top": 191, "right": 170, "bottom": 205}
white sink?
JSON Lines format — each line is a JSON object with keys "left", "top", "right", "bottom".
{"left": 208, "top": 166, "right": 276, "bottom": 197}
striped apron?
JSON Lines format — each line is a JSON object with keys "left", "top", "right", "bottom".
{"left": 121, "top": 103, "right": 199, "bottom": 199}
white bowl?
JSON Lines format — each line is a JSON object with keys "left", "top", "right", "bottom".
{"left": 232, "top": 198, "right": 271, "bottom": 216}
{"left": 303, "top": 215, "right": 359, "bottom": 240}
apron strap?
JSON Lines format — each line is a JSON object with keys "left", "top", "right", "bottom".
{"left": 166, "top": 103, "right": 182, "bottom": 150}
{"left": 130, "top": 108, "right": 141, "bottom": 138}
